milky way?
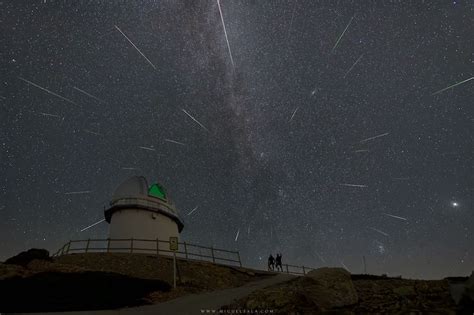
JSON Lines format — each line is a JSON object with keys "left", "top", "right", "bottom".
{"left": 1, "top": 0, "right": 473, "bottom": 279}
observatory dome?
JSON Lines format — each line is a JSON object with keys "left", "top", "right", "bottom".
{"left": 104, "top": 176, "right": 184, "bottom": 232}
{"left": 111, "top": 176, "right": 149, "bottom": 201}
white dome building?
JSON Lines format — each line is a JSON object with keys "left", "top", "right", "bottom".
{"left": 104, "top": 176, "right": 184, "bottom": 255}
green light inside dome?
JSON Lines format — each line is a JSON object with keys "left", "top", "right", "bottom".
{"left": 148, "top": 183, "right": 166, "bottom": 200}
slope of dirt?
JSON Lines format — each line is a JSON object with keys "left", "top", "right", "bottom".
{"left": 223, "top": 269, "right": 471, "bottom": 314}
{"left": 0, "top": 252, "right": 272, "bottom": 313}
{"left": 0, "top": 269, "right": 170, "bottom": 313}
{"left": 350, "top": 277, "right": 458, "bottom": 314}
{"left": 54, "top": 253, "right": 271, "bottom": 292}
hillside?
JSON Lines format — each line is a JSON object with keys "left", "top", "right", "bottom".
{"left": 0, "top": 249, "right": 473, "bottom": 314}
{"left": 223, "top": 269, "right": 473, "bottom": 314}
{"left": 0, "top": 250, "right": 271, "bottom": 312}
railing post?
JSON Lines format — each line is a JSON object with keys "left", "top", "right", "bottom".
{"left": 302, "top": 266, "right": 306, "bottom": 275}
{"left": 184, "top": 242, "right": 188, "bottom": 259}
{"left": 107, "top": 238, "right": 110, "bottom": 253}
{"left": 130, "top": 238, "right": 134, "bottom": 253}
{"left": 237, "top": 251, "right": 242, "bottom": 267}
{"left": 66, "top": 241, "right": 71, "bottom": 254}
{"left": 286, "top": 264, "right": 289, "bottom": 274}
{"left": 85, "top": 239, "right": 90, "bottom": 253}
{"left": 211, "top": 247, "right": 215, "bottom": 263}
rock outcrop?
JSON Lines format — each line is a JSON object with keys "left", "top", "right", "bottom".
{"left": 223, "top": 267, "right": 358, "bottom": 313}
{"left": 4, "top": 248, "right": 51, "bottom": 267}
{"left": 305, "top": 267, "right": 358, "bottom": 308}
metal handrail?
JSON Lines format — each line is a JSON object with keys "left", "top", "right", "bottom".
{"left": 52, "top": 238, "right": 242, "bottom": 267}
{"left": 52, "top": 238, "right": 318, "bottom": 275}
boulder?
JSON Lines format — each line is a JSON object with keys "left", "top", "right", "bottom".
{"left": 304, "top": 267, "right": 358, "bottom": 309}
{"left": 4, "top": 249, "right": 52, "bottom": 267}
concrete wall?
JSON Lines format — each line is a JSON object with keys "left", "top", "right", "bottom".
{"left": 108, "top": 208, "right": 180, "bottom": 256}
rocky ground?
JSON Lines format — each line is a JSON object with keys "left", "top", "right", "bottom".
{"left": 1, "top": 249, "right": 473, "bottom": 314}
{"left": 0, "top": 249, "right": 270, "bottom": 312}
{"left": 223, "top": 268, "right": 474, "bottom": 314}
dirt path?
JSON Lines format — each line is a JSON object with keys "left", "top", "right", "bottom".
{"left": 12, "top": 273, "right": 296, "bottom": 315}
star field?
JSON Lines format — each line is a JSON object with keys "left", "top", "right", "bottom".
{"left": 1, "top": 0, "right": 473, "bottom": 279}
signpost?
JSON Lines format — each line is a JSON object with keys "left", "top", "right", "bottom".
{"left": 169, "top": 237, "right": 178, "bottom": 289}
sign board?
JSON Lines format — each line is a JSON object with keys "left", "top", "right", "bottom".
{"left": 169, "top": 237, "right": 178, "bottom": 251}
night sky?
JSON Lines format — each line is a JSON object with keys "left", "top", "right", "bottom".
{"left": 1, "top": 0, "right": 473, "bottom": 279}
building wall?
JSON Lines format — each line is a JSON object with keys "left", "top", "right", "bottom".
{"left": 108, "top": 208, "right": 180, "bottom": 256}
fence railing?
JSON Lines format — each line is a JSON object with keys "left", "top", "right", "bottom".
{"left": 52, "top": 238, "right": 242, "bottom": 267}
{"left": 273, "top": 263, "right": 316, "bottom": 275}
{"left": 52, "top": 239, "right": 319, "bottom": 275}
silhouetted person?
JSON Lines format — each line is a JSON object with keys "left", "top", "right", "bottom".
{"left": 268, "top": 254, "right": 275, "bottom": 271}
{"left": 275, "top": 253, "right": 283, "bottom": 272}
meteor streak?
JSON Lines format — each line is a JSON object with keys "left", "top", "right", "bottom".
{"left": 187, "top": 206, "right": 199, "bottom": 216}
{"left": 121, "top": 167, "right": 138, "bottom": 170}
{"left": 383, "top": 213, "right": 407, "bottom": 221}
{"left": 340, "top": 183, "right": 367, "bottom": 188}
{"left": 83, "top": 129, "right": 103, "bottom": 136}
{"left": 360, "top": 132, "right": 389, "bottom": 143}
{"left": 115, "top": 25, "right": 157, "bottom": 70}
{"left": 40, "top": 112, "right": 61, "bottom": 118}
{"left": 354, "top": 149, "right": 369, "bottom": 153}
{"left": 286, "top": 0, "right": 298, "bottom": 41}
{"left": 139, "top": 146, "right": 156, "bottom": 151}
{"left": 235, "top": 229, "right": 240, "bottom": 241}
{"left": 182, "top": 109, "right": 209, "bottom": 132}
{"left": 18, "top": 77, "right": 77, "bottom": 106}
{"left": 289, "top": 107, "right": 299, "bottom": 122}
{"left": 432, "top": 76, "right": 474, "bottom": 95}
{"left": 341, "top": 261, "right": 349, "bottom": 271}
{"left": 73, "top": 86, "right": 106, "bottom": 104}
{"left": 332, "top": 15, "right": 354, "bottom": 52}
{"left": 217, "top": 0, "right": 234, "bottom": 68}
{"left": 344, "top": 54, "right": 364, "bottom": 78}
{"left": 164, "top": 139, "right": 186, "bottom": 146}
{"left": 370, "top": 227, "right": 389, "bottom": 237}
{"left": 64, "top": 190, "right": 92, "bottom": 195}
{"left": 80, "top": 219, "right": 105, "bottom": 232}
{"left": 316, "top": 252, "right": 326, "bottom": 263}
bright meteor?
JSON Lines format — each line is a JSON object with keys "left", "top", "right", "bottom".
{"left": 115, "top": 25, "right": 157, "bottom": 70}
{"left": 289, "top": 107, "right": 299, "bottom": 123}
{"left": 432, "top": 76, "right": 474, "bottom": 95}
{"left": 332, "top": 15, "right": 354, "bottom": 52}
{"left": 73, "top": 86, "right": 106, "bottom": 104}
{"left": 360, "top": 132, "right": 389, "bottom": 143}
{"left": 217, "top": 0, "right": 234, "bottom": 68}
{"left": 383, "top": 213, "right": 408, "bottom": 221}
{"left": 187, "top": 206, "right": 199, "bottom": 216}
{"left": 370, "top": 227, "right": 389, "bottom": 237}
{"left": 80, "top": 219, "right": 105, "bottom": 232}
{"left": 344, "top": 54, "right": 364, "bottom": 78}
{"left": 18, "top": 77, "right": 78, "bottom": 106}
{"left": 182, "top": 109, "right": 209, "bottom": 132}
{"left": 64, "top": 190, "right": 92, "bottom": 195}
{"left": 340, "top": 183, "right": 367, "bottom": 188}
{"left": 164, "top": 139, "right": 186, "bottom": 146}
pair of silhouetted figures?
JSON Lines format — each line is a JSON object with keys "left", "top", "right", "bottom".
{"left": 267, "top": 253, "right": 283, "bottom": 272}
